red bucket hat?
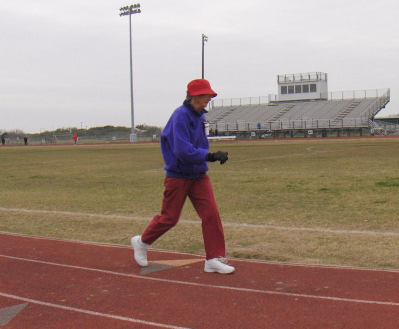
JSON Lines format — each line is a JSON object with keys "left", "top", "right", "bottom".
{"left": 187, "top": 79, "right": 217, "bottom": 98}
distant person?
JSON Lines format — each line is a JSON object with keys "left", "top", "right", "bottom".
{"left": 131, "top": 79, "right": 234, "bottom": 274}
{"left": 73, "top": 133, "right": 78, "bottom": 145}
{"left": 24, "top": 136, "right": 28, "bottom": 145}
{"left": 215, "top": 128, "right": 218, "bottom": 136}
{"left": 1, "top": 136, "right": 5, "bottom": 146}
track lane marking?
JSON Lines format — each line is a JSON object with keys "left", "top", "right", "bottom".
{"left": 1, "top": 231, "right": 399, "bottom": 274}
{"left": 0, "top": 292, "right": 191, "bottom": 329}
{"left": 1, "top": 254, "right": 398, "bottom": 307}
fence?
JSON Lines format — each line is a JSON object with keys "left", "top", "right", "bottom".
{"left": 3, "top": 133, "right": 159, "bottom": 146}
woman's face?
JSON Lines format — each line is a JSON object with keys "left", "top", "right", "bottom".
{"left": 191, "top": 94, "right": 213, "bottom": 111}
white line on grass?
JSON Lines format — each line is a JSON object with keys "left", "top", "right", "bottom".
{"left": 0, "top": 206, "right": 398, "bottom": 237}
{"left": 1, "top": 254, "right": 398, "bottom": 307}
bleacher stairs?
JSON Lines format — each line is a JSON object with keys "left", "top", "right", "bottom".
{"left": 269, "top": 103, "right": 296, "bottom": 122}
{"left": 334, "top": 100, "right": 362, "bottom": 121}
{"left": 210, "top": 107, "right": 236, "bottom": 122}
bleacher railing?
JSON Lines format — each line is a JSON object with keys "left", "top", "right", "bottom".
{"left": 210, "top": 96, "right": 270, "bottom": 108}
{"left": 328, "top": 88, "right": 390, "bottom": 101}
{"left": 210, "top": 88, "right": 390, "bottom": 109}
{"left": 209, "top": 118, "right": 371, "bottom": 133}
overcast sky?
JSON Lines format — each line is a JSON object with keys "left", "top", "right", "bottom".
{"left": 2, "top": 0, "right": 398, "bottom": 133}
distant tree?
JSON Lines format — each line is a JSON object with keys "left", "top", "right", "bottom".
{"left": 24, "top": 125, "right": 164, "bottom": 139}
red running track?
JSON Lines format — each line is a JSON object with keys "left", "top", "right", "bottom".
{"left": 0, "top": 232, "right": 398, "bottom": 328}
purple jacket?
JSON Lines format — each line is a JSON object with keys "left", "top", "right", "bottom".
{"left": 161, "top": 100, "right": 209, "bottom": 179}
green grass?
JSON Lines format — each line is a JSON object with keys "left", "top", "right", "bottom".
{"left": 376, "top": 177, "right": 399, "bottom": 187}
{"left": 0, "top": 138, "right": 398, "bottom": 269}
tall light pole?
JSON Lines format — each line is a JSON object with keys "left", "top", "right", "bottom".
{"left": 202, "top": 34, "right": 208, "bottom": 79}
{"left": 120, "top": 4, "right": 141, "bottom": 143}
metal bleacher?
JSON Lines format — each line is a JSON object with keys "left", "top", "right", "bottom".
{"left": 206, "top": 89, "right": 390, "bottom": 133}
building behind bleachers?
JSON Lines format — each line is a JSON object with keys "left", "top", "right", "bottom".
{"left": 206, "top": 72, "right": 391, "bottom": 137}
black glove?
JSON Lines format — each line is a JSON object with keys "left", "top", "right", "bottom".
{"left": 207, "top": 151, "right": 228, "bottom": 164}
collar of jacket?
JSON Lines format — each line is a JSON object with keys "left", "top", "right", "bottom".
{"left": 183, "top": 98, "right": 208, "bottom": 116}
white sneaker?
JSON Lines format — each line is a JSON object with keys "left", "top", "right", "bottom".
{"left": 131, "top": 235, "right": 148, "bottom": 267}
{"left": 204, "top": 257, "right": 235, "bottom": 274}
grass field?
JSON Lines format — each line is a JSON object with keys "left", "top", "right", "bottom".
{"left": 1, "top": 138, "right": 398, "bottom": 269}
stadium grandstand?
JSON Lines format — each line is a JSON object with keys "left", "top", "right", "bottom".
{"left": 205, "top": 72, "right": 393, "bottom": 138}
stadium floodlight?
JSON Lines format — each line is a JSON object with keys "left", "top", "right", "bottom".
{"left": 202, "top": 34, "right": 208, "bottom": 79}
{"left": 119, "top": 3, "right": 141, "bottom": 143}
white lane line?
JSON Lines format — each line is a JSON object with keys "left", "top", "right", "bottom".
{"left": 1, "top": 254, "right": 398, "bottom": 307}
{"left": 1, "top": 206, "right": 398, "bottom": 237}
{"left": 0, "top": 291, "right": 191, "bottom": 329}
{"left": 1, "top": 231, "right": 399, "bottom": 274}
{"left": 2, "top": 230, "right": 399, "bottom": 274}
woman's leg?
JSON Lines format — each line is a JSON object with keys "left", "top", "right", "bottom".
{"left": 141, "top": 177, "right": 190, "bottom": 245}
{"left": 189, "top": 175, "right": 226, "bottom": 259}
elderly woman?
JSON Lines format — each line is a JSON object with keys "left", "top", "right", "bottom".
{"left": 131, "top": 79, "right": 234, "bottom": 274}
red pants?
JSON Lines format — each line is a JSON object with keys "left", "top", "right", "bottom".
{"left": 141, "top": 175, "right": 226, "bottom": 260}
